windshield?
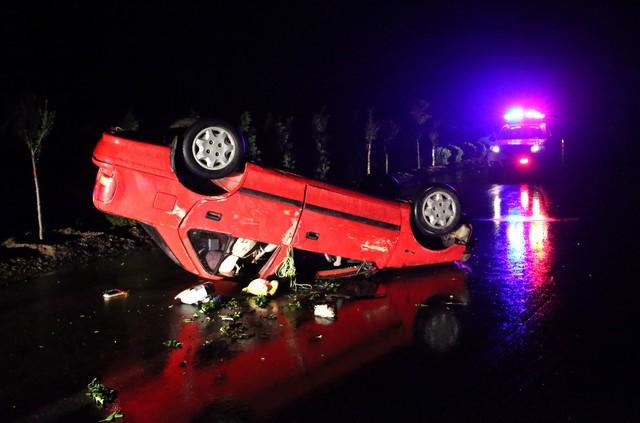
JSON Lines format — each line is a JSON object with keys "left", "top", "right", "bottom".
{"left": 497, "top": 126, "right": 546, "bottom": 140}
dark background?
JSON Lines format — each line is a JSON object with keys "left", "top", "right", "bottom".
{"left": 1, "top": 1, "right": 638, "bottom": 236}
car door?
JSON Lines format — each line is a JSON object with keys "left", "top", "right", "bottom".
{"left": 293, "top": 184, "right": 402, "bottom": 266}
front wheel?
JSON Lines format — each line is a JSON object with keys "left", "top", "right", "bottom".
{"left": 412, "top": 184, "right": 462, "bottom": 238}
{"left": 179, "top": 118, "right": 245, "bottom": 179}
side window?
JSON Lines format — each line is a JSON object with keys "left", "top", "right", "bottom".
{"left": 187, "top": 230, "right": 231, "bottom": 274}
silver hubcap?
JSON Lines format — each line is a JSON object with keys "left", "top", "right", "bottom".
{"left": 422, "top": 191, "right": 456, "bottom": 229}
{"left": 192, "top": 127, "right": 236, "bottom": 170}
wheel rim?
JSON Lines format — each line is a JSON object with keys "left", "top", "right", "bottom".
{"left": 191, "top": 127, "right": 236, "bottom": 171}
{"left": 421, "top": 190, "right": 457, "bottom": 230}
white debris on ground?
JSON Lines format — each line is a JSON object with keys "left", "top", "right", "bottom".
{"left": 174, "top": 282, "right": 215, "bottom": 304}
{"left": 314, "top": 304, "right": 336, "bottom": 319}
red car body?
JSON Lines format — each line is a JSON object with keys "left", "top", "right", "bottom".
{"left": 92, "top": 132, "right": 470, "bottom": 280}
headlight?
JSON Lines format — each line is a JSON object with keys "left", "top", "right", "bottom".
{"left": 530, "top": 145, "right": 541, "bottom": 153}
{"left": 490, "top": 145, "right": 500, "bottom": 153}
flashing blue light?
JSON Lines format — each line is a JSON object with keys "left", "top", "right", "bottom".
{"left": 504, "top": 107, "right": 545, "bottom": 122}
{"left": 504, "top": 107, "right": 524, "bottom": 122}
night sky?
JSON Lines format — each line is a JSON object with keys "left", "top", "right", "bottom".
{"left": 1, "top": 1, "right": 638, "bottom": 233}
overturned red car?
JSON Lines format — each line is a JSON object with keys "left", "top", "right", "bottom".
{"left": 92, "top": 118, "right": 471, "bottom": 281}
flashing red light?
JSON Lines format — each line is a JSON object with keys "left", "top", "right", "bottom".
{"left": 519, "top": 157, "right": 530, "bottom": 165}
{"left": 524, "top": 109, "right": 545, "bottom": 119}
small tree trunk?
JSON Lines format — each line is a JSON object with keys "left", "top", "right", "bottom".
{"left": 416, "top": 137, "right": 421, "bottom": 169}
{"left": 432, "top": 145, "right": 436, "bottom": 167}
{"left": 385, "top": 150, "right": 389, "bottom": 175}
{"left": 366, "top": 142, "right": 372, "bottom": 175}
{"left": 31, "top": 154, "right": 43, "bottom": 241}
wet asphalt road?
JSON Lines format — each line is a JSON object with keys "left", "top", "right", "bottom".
{"left": 1, "top": 164, "right": 638, "bottom": 422}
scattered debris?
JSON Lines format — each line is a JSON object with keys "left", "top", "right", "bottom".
{"left": 197, "top": 297, "right": 221, "bottom": 314}
{"left": 162, "top": 339, "right": 183, "bottom": 349}
{"left": 86, "top": 377, "right": 116, "bottom": 409}
{"left": 284, "top": 297, "right": 302, "bottom": 311}
{"left": 219, "top": 322, "right": 253, "bottom": 340}
{"left": 174, "top": 282, "right": 215, "bottom": 304}
{"left": 253, "top": 295, "right": 269, "bottom": 308}
{"left": 242, "top": 278, "right": 279, "bottom": 296}
{"left": 102, "top": 288, "right": 128, "bottom": 300}
{"left": 99, "top": 410, "right": 124, "bottom": 422}
{"left": 0, "top": 226, "right": 152, "bottom": 283}
{"left": 314, "top": 304, "right": 336, "bottom": 320}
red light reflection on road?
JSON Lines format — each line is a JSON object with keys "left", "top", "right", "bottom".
{"left": 489, "top": 184, "right": 555, "bottom": 319}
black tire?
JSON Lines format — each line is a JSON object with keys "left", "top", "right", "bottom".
{"left": 179, "top": 118, "right": 245, "bottom": 179}
{"left": 412, "top": 184, "right": 462, "bottom": 238}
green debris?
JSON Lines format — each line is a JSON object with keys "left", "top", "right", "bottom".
{"left": 198, "top": 297, "right": 223, "bottom": 314}
{"left": 198, "top": 296, "right": 240, "bottom": 315}
{"left": 276, "top": 247, "right": 304, "bottom": 290}
{"left": 262, "top": 313, "right": 277, "bottom": 320}
{"left": 224, "top": 297, "right": 240, "bottom": 310}
{"left": 99, "top": 409, "right": 124, "bottom": 422}
{"left": 162, "top": 339, "right": 183, "bottom": 349}
{"left": 219, "top": 322, "right": 253, "bottom": 340}
{"left": 253, "top": 295, "right": 269, "bottom": 308}
{"left": 284, "top": 297, "right": 302, "bottom": 311}
{"left": 86, "top": 377, "right": 116, "bottom": 409}
{"left": 219, "top": 310, "right": 242, "bottom": 320}
{"left": 318, "top": 280, "right": 341, "bottom": 293}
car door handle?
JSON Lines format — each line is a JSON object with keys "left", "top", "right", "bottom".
{"left": 306, "top": 231, "right": 320, "bottom": 241}
{"left": 206, "top": 211, "right": 222, "bottom": 221}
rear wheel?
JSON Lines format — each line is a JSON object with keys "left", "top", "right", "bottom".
{"left": 414, "top": 302, "right": 462, "bottom": 352}
{"left": 179, "top": 119, "right": 245, "bottom": 179}
{"left": 412, "top": 184, "right": 462, "bottom": 238}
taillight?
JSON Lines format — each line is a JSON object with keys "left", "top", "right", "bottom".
{"left": 94, "top": 168, "right": 116, "bottom": 203}
{"left": 518, "top": 157, "right": 530, "bottom": 165}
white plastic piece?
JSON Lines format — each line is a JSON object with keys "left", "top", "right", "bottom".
{"left": 174, "top": 282, "right": 214, "bottom": 305}
{"left": 323, "top": 254, "right": 343, "bottom": 267}
{"left": 253, "top": 243, "right": 278, "bottom": 261}
{"left": 232, "top": 238, "right": 257, "bottom": 258}
{"left": 218, "top": 255, "right": 239, "bottom": 276}
{"left": 314, "top": 304, "right": 336, "bottom": 319}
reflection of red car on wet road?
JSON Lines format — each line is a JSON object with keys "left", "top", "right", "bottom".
{"left": 92, "top": 119, "right": 471, "bottom": 280}
{"left": 105, "top": 264, "right": 469, "bottom": 422}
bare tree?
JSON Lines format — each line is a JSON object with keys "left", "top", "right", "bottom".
{"left": 240, "top": 111, "right": 261, "bottom": 163}
{"left": 364, "top": 109, "right": 380, "bottom": 176}
{"left": 15, "top": 96, "right": 56, "bottom": 240}
{"left": 410, "top": 100, "right": 432, "bottom": 169}
{"left": 381, "top": 119, "right": 400, "bottom": 174}
{"left": 113, "top": 110, "right": 140, "bottom": 132}
{"left": 429, "top": 119, "right": 441, "bottom": 166}
{"left": 312, "top": 111, "right": 330, "bottom": 180}
{"left": 275, "top": 116, "right": 295, "bottom": 170}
